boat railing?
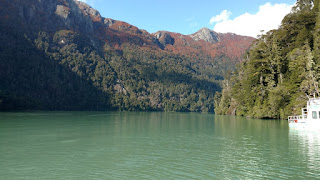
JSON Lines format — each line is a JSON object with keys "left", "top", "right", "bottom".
{"left": 288, "top": 115, "right": 307, "bottom": 123}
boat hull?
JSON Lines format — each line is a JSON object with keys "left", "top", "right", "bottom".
{"left": 289, "top": 121, "right": 320, "bottom": 131}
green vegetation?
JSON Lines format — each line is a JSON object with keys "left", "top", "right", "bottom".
{"left": 215, "top": 0, "right": 320, "bottom": 119}
{"left": 0, "top": 0, "right": 252, "bottom": 112}
{"left": 0, "top": 24, "right": 221, "bottom": 112}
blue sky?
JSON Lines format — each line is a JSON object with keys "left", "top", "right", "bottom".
{"left": 78, "top": 0, "right": 296, "bottom": 37}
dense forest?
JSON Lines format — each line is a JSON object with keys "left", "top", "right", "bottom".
{"left": 0, "top": 0, "right": 253, "bottom": 112}
{"left": 0, "top": 24, "right": 218, "bottom": 112}
{"left": 215, "top": 0, "right": 320, "bottom": 119}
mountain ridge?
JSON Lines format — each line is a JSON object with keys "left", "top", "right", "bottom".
{"left": 0, "top": 0, "right": 254, "bottom": 111}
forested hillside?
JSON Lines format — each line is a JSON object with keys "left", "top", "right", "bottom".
{"left": 215, "top": 0, "right": 320, "bottom": 119}
{"left": 0, "top": 0, "right": 253, "bottom": 112}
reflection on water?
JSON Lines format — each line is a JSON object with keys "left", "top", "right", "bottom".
{"left": 0, "top": 112, "right": 320, "bottom": 179}
{"left": 289, "top": 129, "right": 320, "bottom": 177}
{"left": 213, "top": 115, "right": 293, "bottom": 179}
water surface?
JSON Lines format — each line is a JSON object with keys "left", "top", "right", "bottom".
{"left": 0, "top": 112, "right": 319, "bottom": 179}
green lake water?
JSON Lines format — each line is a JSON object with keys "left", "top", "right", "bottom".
{"left": 0, "top": 112, "right": 320, "bottom": 179}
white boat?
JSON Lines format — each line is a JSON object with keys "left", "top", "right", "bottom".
{"left": 288, "top": 97, "right": 320, "bottom": 131}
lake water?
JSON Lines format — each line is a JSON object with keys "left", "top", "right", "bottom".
{"left": 0, "top": 112, "right": 320, "bottom": 179}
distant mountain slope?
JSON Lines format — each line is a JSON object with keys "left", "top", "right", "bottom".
{"left": 153, "top": 28, "right": 254, "bottom": 61}
{"left": 0, "top": 0, "right": 254, "bottom": 111}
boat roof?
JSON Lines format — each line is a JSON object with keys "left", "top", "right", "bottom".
{"left": 308, "top": 98, "right": 320, "bottom": 106}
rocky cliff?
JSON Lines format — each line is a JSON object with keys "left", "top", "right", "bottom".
{"left": 0, "top": 0, "right": 255, "bottom": 111}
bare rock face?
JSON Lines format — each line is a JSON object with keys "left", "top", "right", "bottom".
{"left": 104, "top": 18, "right": 116, "bottom": 27}
{"left": 10, "top": 0, "right": 97, "bottom": 33}
{"left": 55, "top": 5, "right": 70, "bottom": 19}
{"left": 153, "top": 31, "right": 175, "bottom": 46}
{"left": 75, "top": 0, "right": 102, "bottom": 22}
{"left": 60, "top": 0, "right": 96, "bottom": 33}
{"left": 189, "top": 27, "right": 220, "bottom": 44}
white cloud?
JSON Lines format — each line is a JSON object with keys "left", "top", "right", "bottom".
{"left": 210, "top": 10, "right": 232, "bottom": 24}
{"left": 210, "top": 3, "right": 294, "bottom": 38}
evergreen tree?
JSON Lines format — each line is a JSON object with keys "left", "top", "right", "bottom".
{"left": 215, "top": 0, "right": 320, "bottom": 119}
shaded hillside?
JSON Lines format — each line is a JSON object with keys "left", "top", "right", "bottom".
{"left": 215, "top": 0, "right": 320, "bottom": 119}
{"left": 0, "top": 0, "right": 254, "bottom": 112}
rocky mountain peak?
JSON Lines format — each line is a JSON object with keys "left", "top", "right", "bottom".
{"left": 75, "top": 0, "right": 102, "bottom": 22}
{"left": 153, "top": 31, "right": 175, "bottom": 46}
{"left": 189, "top": 27, "right": 220, "bottom": 44}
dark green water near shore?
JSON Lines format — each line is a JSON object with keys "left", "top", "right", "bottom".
{"left": 0, "top": 112, "right": 319, "bottom": 179}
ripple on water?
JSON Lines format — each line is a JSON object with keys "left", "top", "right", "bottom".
{"left": 1, "top": 112, "right": 320, "bottom": 179}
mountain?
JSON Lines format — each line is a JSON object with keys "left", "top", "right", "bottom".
{"left": 0, "top": 0, "right": 254, "bottom": 111}
{"left": 215, "top": 0, "right": 320, "bottom": 119}
{"left": 190, "top": 27, "right": 220, "bottom": 43}
{"left": 153, "top": 28, "right": 254, "bottom": 61}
